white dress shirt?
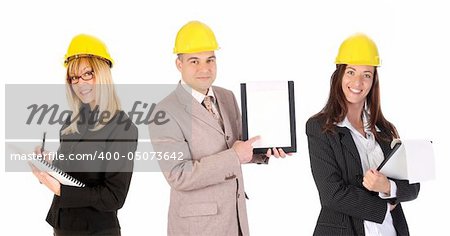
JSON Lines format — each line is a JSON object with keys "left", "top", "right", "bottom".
{"left": 180, "top": 79, "right": 222, "bottom": 118}
{"left": 337, "top": 110, "right": 397, "bottom": 236}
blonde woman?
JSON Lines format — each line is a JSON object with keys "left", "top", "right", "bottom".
{"left": 31, "top": 34, "right": 137, "bottom": 236}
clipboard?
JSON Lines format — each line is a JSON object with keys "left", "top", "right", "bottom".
{"left": 377, "top": 142, "right": 402, "bottom": 171}
{"left": 240, "top": 81, "right": 296, "bottom": 154}
{"left": 377, "top": 139, "right": 435, "bottom": 183}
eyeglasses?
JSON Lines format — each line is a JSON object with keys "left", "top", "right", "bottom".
{"left": 68, "top": 70, "right": 95, "bottom": 84}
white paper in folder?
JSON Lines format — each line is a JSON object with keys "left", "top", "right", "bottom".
{"left": 379, "top": 139, "right": 435, "bottom": 184}
{"left": 245, "top": 81, "right": 291, "bottom": 148}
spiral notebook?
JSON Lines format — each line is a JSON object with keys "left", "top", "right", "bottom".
{"left": 29, "top": 157, "right": 85, "bottom": 187}
{"left": 6, "top": 142, "right": 85, "bottom": 187}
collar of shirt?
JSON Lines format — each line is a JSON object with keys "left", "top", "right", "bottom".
{"left": 180, "top": 79, "right": 216, "bottom": 104}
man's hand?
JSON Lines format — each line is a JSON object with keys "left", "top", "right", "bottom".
{"left": 233, "top": 136, "right": 260, "bottom": 164}
{"left": 266, "top": 148, "right": 293, "bottom": 158}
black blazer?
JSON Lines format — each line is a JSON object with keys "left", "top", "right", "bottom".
{"left": 45, "top": 107, "right": 138, "bottom": 233}
{"left": 306, "top": 116, "right": 420, "bottom": 236}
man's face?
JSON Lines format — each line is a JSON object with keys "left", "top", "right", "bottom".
{"left": 176, "top": 51, "right": 217, "bottom": 95}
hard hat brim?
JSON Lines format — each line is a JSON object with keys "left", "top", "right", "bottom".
{"left": 64, "top": 54, "right": 113, "bottom": 68}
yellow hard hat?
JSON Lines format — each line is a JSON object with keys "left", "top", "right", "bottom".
{"left": 64, "top": 34, "right": 114, "bottom": 67}
{"left": 335, "top": 33, "right": 380, "bottom": 66}
{"left": 173, "top": 21, "right": 219, "bottom": 54}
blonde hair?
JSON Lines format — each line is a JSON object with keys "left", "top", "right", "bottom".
{"left": 62, "top": 57, "right": 121, "bottom": 135}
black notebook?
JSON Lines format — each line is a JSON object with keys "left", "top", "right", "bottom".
{"left": 30, "top": 157, "right": 85, "bottom": 187}
{"left": 377, "top": 142, "right": 402, "bottom": 171}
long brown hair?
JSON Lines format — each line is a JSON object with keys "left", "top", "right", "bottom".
{"left": 314, "top": 64, "right": 399, "bottom": 141}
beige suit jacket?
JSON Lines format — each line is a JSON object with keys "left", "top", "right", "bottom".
{"left": 149, "top": 84, "right": 267, "bottom": 236}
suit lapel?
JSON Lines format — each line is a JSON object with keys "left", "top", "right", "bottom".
{"left": 336, "top": 126, "right": 362, "bottom": 165}
{"left": 191, "top": 102, "right": 224, "bottom": 134}
{"left": 175, "top": 84, "right": 224, "bottom": 135}
{"left": 214, "top": 88, "right": 231, "bottom": 135}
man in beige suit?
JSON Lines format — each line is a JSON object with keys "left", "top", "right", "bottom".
{"left": 149, "top": 21, "right": 289, "bottom": 236}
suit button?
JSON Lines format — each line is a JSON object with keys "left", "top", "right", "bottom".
{"left": 237, "top": 193, "right": 240, "bottom": 198}
{"left": 226, "top": 135, "right": 230, "bottom": 140}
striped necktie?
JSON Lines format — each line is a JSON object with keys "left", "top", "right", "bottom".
{"left": 202, "top": 96, "right": 224, "bottom": 130}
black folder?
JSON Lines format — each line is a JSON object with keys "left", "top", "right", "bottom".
{"left": 240, "top": 81, "right": 296, "bottom": 154}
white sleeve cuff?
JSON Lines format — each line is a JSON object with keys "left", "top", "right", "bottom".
{"left": 379, "top": 180, "right": 397, "bottom": 199}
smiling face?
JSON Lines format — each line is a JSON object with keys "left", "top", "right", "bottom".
{"left": 341, "top": 65, "right": 374, "bottom": 109}
{"left": 68, "top": 59, "right": 96, "bottom": 108}
{"left": 176, "top": 51, "right": 217, "bottom": 95}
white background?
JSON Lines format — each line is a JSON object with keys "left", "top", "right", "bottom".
{"left": 1, "top": 0, "right": 449, "bottom": 235}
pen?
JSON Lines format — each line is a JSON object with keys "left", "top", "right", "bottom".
{"left": 41, "top": 132, "right": 46, "bottom": 158}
